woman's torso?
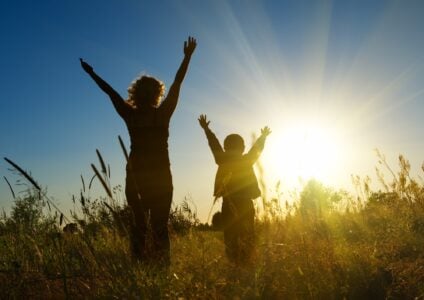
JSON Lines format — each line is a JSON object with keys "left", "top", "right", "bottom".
{"left": 124, "top": 107, "right": 171, "bottom": 171}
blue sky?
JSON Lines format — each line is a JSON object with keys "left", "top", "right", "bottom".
{"left": 1, "top": 0, "right": 424, "bottom": 221}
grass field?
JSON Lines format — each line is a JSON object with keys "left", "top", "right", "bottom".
{"left": 1, "top": 154, "right": 424, "bottom": 299}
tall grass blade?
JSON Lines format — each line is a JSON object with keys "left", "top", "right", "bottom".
{"left": 103, "top": 201, "right": 114, "bottom": 213}
{"left": 206, "top": 197, "right": 218, "bottom": 223}
{"left": 4, "top": 157, "right": 41, "bottom": 191}
{"left": 96, "top": 149, "right": 107, "bottom": 176}
{"left": 91, "top": 164, "right": 112, "bottom": 198}
{"left": 4, "top": 157, "right": 71, "bottom": 223}
{"left": 103, "top": 201, "right": 128, "bottom": 235}
{"left": 118, "top": 135, "right": 129, "bottom": 162}
{"left": 3, "top": 176, "right": 16, "bottom": 199}
{"left": 81, "top": 174, "right": 86, "bottom": 193}
{"left": 80, "top": 191, "right": 86, "bottom": 207}
{"left": 88, "top": 174, "right": 96, "bottom": 190}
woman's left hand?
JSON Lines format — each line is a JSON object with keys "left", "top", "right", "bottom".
{"left": 80, "top": 58, "right": 93, "bottom": 73}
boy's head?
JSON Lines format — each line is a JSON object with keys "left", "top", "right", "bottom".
{"left": 224, "top": 134, "right": 245, "bottom": 154}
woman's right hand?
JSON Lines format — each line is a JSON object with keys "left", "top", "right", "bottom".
{"left": 184, "top": 36, "right": 197, "bottom": 57}
{"left": 80, "top": 58, "right": 93, "bottom": 73}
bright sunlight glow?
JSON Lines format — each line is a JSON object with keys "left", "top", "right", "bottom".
{"left": 261, "top": 119, "right": 342, "bottom": 186}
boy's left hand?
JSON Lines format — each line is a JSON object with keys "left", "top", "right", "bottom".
{"left": 198, "top": 114, "right": 210, "bottom": 129}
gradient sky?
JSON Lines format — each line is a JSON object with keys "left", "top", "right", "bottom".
{"left": 1, "top": 0, "right": 424, "bottom": 221}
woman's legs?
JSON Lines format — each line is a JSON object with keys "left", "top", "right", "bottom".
{"left": 150, "top": 189, "right": 173, "bottom": 266}
{"left": 125, "top": 172, "right": 148, "bottom": 260}
{"left": 126, "top": 165, "right": 173, "bottom": 265}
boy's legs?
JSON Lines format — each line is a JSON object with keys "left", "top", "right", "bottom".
{"left": 238, "top": 199, "right": 255, "bottom": 261}
{"left": 224, "top": 197, "right": 255, "bottom": 263}
{"left": 222, "top": 196, "right": 238, "bottom": 261}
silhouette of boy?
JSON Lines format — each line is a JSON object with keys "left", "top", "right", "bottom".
{"left": 198, "top": 114, "right": 271, "bottom": 262}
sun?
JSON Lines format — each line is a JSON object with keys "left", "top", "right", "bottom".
{"left": 261, "top": 120, "right": 342, "bottom": 186}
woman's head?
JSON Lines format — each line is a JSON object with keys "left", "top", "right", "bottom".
{"left": 224, "top": 134, "right": 245, "bottom": 154}
{"left": 127, "top": 75, "right": 165, "bottom": 108}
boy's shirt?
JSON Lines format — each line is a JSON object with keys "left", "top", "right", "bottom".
{"left": 204, "top": 129, "right": 266, "bottom": 199}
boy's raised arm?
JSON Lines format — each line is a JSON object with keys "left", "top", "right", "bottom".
{"left": 246, "top": 126, "right": 271, "bottom": 163}
{"left": 80, "top": 58, "right": 131, "bottom": 118}
{"left": 198, "top": 114, "right": 224, "bottom": 164}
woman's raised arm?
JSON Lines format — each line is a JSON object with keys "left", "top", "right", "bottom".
{"left": 160, "top": 37, "right": 197, "bottom": 118}
{"left": 80, "top": 58, "right": 131, "bottom": 118}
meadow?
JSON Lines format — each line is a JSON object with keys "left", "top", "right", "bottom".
{"left": 1, "top": 152, "right": 424, "bottom": 299}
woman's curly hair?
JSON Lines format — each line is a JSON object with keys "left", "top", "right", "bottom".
{"left": 127, "top": 75, "right": 165, "bottom": 108}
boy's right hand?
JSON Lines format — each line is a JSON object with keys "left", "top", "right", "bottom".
{"left": 198, "top": 114, "right": 210, "bottom": 130}
{"left": 261, "top": 126, "right": 271, "bottom": 137}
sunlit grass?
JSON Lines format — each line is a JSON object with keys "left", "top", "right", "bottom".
{"left": 1, "top": 153, "right": 424, "bottom": 298}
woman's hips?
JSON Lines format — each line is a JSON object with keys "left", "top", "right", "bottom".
{"left": 126, "top": 167, "right": 173, "bottom": 192}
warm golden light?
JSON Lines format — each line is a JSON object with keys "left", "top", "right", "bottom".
{"left": 261, "top": 120, "right": 342, "bottom": 186}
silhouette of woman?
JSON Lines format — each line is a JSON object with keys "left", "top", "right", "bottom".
{"left": 80, "top": 37, "right": 197, "bottom": 265}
